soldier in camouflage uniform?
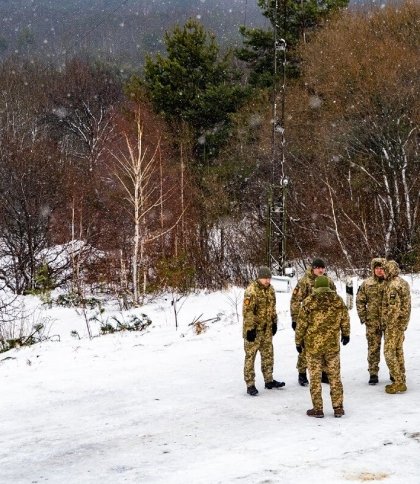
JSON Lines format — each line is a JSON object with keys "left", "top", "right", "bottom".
{"left": 382, "top": 260, "right": 411, "bottom": 394}
{"left": 356, "top": 258, "right": 386, "bottom": 385}
{"left": 295, "top": 275, "right": 350, "bottom": 418}
{"left": 243, "top": 266, "right": 285, "bottom": 396}
{"left": 290, "top": 258, "right": 336, "bottom": 386}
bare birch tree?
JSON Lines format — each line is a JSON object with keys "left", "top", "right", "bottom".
{"left": 109, "top": 109, "right": 181, "bottom": 304}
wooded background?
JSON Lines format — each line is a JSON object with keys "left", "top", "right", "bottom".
{"left": 0, "top": 1, "right": 418, "bottom": 304}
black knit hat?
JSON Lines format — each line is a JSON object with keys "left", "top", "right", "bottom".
{"left": 311, "top": 258, "right": 326, "bottom": 269}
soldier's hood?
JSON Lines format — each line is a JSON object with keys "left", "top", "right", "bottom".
{"left": 314, "top": 287, "right": 333, "bottom": 294}
{"left": 371, "top": 257, "right": 386, "bottom": 279}
{"left": 384, "top": 260, "right": 400, "bottom": 279}
{"left": 306, "top": 290, "right": 342, "bottom": 309}
{"left": 305, "top": 267, "right": 316, "bottom": 279}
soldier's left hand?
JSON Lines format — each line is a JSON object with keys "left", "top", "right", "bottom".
{"left": 341, "top": 335, "right": 350, "bottom": 345}
{"left": 272, "top": 322, "right": 277, "bottom": 335}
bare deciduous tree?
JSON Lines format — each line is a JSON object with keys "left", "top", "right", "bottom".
{"left": 109, "top": 107, "right": 182, "bottom": 304}
{"left": 284, "top": 1, "right": 419, "bottom": 268}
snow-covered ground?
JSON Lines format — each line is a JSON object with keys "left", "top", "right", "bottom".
{"left": 1, "top": 276, "right": 419, "bottom": 483}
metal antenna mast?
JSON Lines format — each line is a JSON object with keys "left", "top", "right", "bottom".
{"left": 267, "top": 0, "right": 288, "bottom": 275}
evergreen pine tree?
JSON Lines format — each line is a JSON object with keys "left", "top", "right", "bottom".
{"left": 236, "top": 0, "right": 349, "bottom": 87}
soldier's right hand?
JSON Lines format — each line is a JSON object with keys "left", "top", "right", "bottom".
{"left": 296, "top": 344, "right": 303, "bottom": 353}
{"left": 246, "top": 328, "right": 257, "bottom": 342}
{"left": 291, "top": 321, "right": 297, "bottom": 331}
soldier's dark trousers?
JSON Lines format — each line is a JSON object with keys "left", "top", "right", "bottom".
{"left": 307, "top": 352, "right": 343, "bottom": 410}
{"left": 384, "top": 328, "right": 406, "bottom": 384}
{"left": 244, "top": 333, "right": 274, "bottom": 386}
{"left": 365, "top": 324, "right": 384, "bottom": 375}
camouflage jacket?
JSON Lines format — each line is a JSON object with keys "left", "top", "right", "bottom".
{"left": 296, "top": 288, "right": 350, "bottom": 355}
{"left": 356, "top": 257, "right": 386, "bottom": 328}
{"left": 242, "top": 280, "right": 277, "bottom": 339}
{"left": 290, "top": 268, "right": 336, "bottom": 321}
{"left": 382, "top": 261, "right": 411, "bottom": 331}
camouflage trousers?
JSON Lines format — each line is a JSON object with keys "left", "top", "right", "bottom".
{"left": 297, "top": 348, "right": 325, "bottom": 375}
{"left": 244, "top": 334, "right": 274, "bottom": 386}
{"left": 384, "top": 328, "right": 406, "bottom": 384}
{"left": 365, "top": 324, "right": 385, "bottom": 375}
{"left": 296, "top": 349, "right": 307, "bottom": 373}
{"left": 307, "top": 352, "right": 343, "bottom": 411}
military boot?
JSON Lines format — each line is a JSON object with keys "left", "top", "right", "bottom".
{"left": 368, "top": 374, "right": 379, "bottom": 385}
{"left": 307, "top": 408, "right": 324, "bottom": 418}
{"left": 298, "top": 372, "right": 309, "bottom": 386}
{"left": 385, "top": 383, "right": 407, "bottom": 394}
{"left": 265, "top": 380, "right": 285, "bottom": 389}
{"left": 334, "top": 407, "right": 345, "bottom": 418}
{"left": 247, "top": 385, "right": 259, "bottom": 396}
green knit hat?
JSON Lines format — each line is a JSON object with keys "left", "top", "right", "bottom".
{"left": 314, "top": 275, "right": 329, "bottom": 288}
{"left": 257, "top": 266, "right": 272, "bottom": 278}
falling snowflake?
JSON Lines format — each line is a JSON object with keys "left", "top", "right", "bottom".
{"left": 309, "top": 96, "right": 322, "bottom": 109}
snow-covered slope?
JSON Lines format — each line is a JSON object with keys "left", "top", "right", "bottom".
{"left": 0, "top": 277, "right": 419, "bottom": 483}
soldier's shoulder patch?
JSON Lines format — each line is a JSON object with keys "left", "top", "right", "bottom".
{"left": 244, "top": 297, "right": 251, "bottom": 306}
{"left": 293, "top": 287, "right": 299, "bottom": 295}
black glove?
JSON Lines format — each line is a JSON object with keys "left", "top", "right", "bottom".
{"left": 272, "top": 322, "right": 277, "bottom": 336}
{"left": 296, "top": 344, "right": 303, "bottom": 353}
{"left": 246, "top": 328, "right": 257, "bottom": 342}
{"left": 341, "top": 335, "right": 350, "bottom": 345}
{"left": 360, "top": 320, "right": 365, "bottom": 325}
{"left": 291, "top": 321, "right": 297, "bottom": 331}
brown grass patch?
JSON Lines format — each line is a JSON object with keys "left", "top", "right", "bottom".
{"left": 346, "top": 472, "right": 390, "bottom": 481}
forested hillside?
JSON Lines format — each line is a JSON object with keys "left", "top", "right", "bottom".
{"left": 0, "top": 0, "right": 265, "bottom": 65}
{"left": 0, "top": 1, "right": 418, "bottom": 305}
